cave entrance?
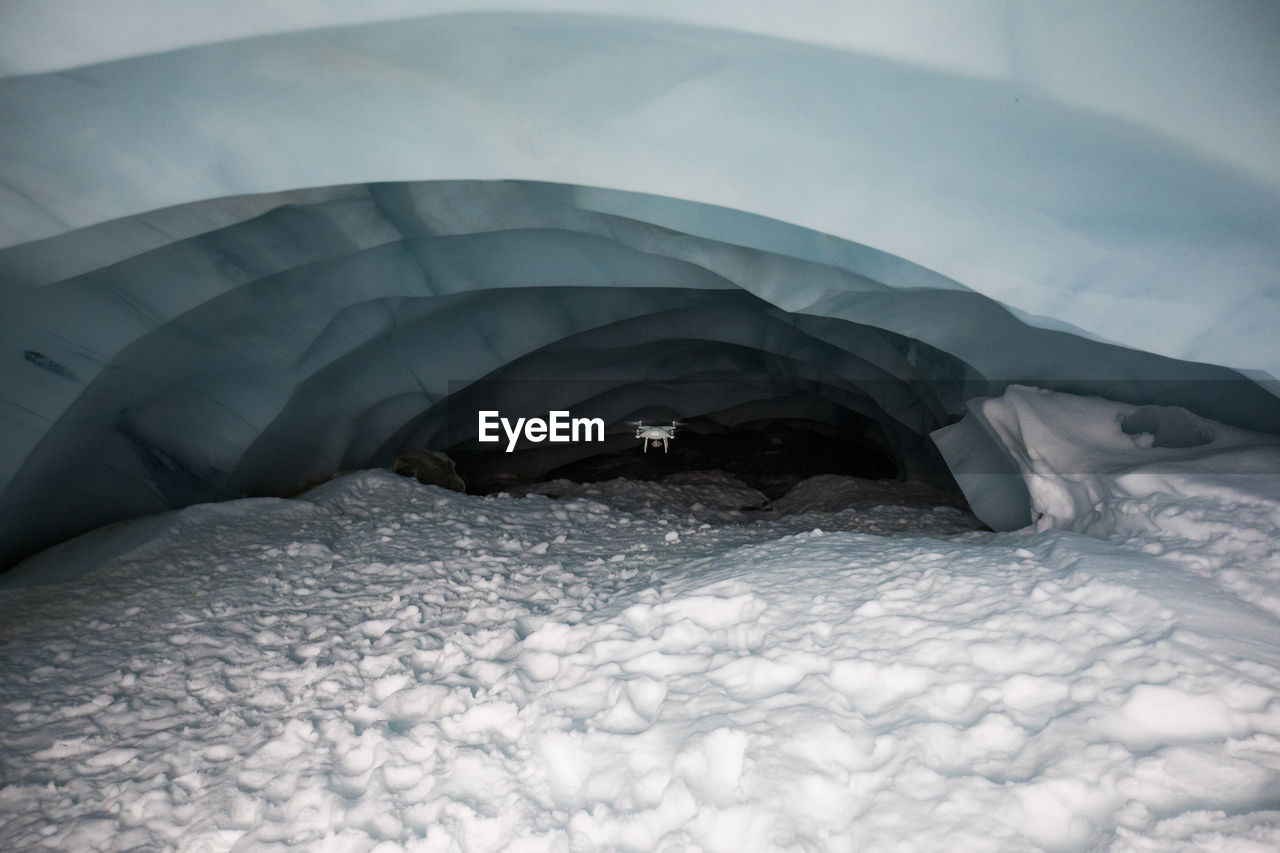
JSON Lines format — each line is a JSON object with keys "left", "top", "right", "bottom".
{"left": 451, "top": 416, "right": 899, "bottom": 499}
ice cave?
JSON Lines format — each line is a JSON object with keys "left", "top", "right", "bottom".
{"left": 2, "top": 3, "right": 1280, "bottom": 851}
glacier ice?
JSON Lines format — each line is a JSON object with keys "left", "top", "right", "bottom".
{"left": 1, "top": 4, "right": 1279, "bottom": 573}
{"left": 4, "top": 182, "right": 1276, "bottom": 571}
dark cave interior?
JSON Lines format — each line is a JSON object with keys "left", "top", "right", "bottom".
{"left": 451, "top": 418, "right": 902, "bottom": 500}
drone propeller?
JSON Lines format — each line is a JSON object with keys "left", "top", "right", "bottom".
{"left": 628, "top": 418, "right": 687, "bottom": 435}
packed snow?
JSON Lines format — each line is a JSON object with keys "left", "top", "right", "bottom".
{"left": 3, "top": 456, "right": 1279, "bottom": 850}
{"left": 936, "top": 386, "right": 1280, "bottom": 618}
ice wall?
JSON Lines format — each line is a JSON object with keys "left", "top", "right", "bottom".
{"left": 2, "top": 2, "right": 1279, "bottom": 571}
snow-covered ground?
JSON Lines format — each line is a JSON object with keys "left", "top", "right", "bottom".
{"left": 2, "top": 466, "right": 1279, "bottom": 851}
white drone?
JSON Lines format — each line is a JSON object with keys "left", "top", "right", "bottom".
{"left": 630, "top": 420, "right": 683, "bottom": 453}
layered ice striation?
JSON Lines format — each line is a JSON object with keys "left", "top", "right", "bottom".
{"left": 3, "top": 182, "right": 1276, "bottom": 571}
{"left": 2, "top": 3, "right": 1279, "bottom": 572}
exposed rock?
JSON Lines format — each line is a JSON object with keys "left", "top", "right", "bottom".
{"left": 392, "top": 449, "right": 466, "bottom": 493}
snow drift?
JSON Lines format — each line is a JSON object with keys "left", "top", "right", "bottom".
{"left": 936, "top": 385, "right": 1280, "bottom": 615}
{"left": 3, "top": 471, "right": 1279, "bottom": 850}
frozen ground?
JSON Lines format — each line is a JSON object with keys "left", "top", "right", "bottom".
{"left": 2, "top": 468, "right": 1279, "bottom": 851}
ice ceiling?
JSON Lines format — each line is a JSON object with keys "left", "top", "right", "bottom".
{"left": 2, "top": 1, "right": 1279, "bottom": 571}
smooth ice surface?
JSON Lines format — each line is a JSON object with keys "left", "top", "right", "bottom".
{"left": 3, "top": 470, "right": 1278, "bottom": 850}
{"left": 3, "top": 3, "right": 1280, "bottom": 570}
{"left": 4, "top": 5, "right": 1279, "bottom": 371}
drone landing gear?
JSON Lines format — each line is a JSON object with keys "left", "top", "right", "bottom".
{"left": 633, "top": 420, "right": 679, "bottom": 454}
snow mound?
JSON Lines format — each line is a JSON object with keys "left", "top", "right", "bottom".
{"left": 934, "top": 385, "right": 1280, "bottom": 614}
{"left": 3, "top": 470, "right": 1279, "bottom": 850}
{"left": 510, "top": 471, "right": 769, "bottom": 524}
{"left": 935, "top": 386, "right": 1280, "bottom": 533}
{"left": 509, "top": 471, "right": 983, "bottom": 538}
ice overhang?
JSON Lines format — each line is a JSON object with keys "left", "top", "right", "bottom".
{"left": 1, "top": 4, "right": 1279, "bottom": 570}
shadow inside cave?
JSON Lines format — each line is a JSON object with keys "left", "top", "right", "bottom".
{"left": 454, "top": 418, "right": 900, "bottom": 500}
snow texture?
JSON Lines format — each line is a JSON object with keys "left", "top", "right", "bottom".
{"left": 3, "top": 470, "right": 1278, "bottom": 851}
